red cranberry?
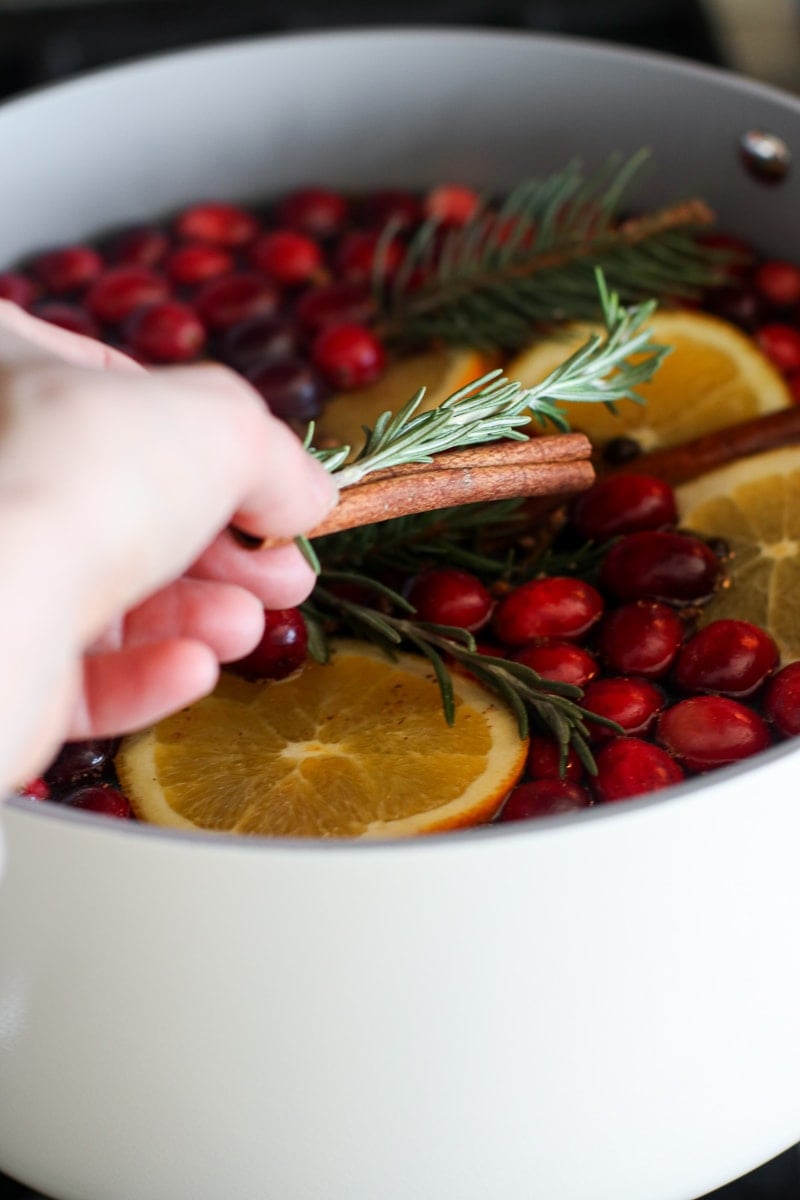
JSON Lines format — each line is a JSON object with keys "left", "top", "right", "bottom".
{"left": 17, "top": 777, "right": 50, "bottom": 801}
{"left": 249, "top": 230, "right": 324, "bottom": 286}
{"left": 194, "top": 273, "right": 279, "bottom": 331}
{"left": 311, "top": 323, "right": 386, "bottom": 389}
{"left": 108, "top": 226, "right": 169, "bottom": 268}
{"left": 0, "top": 271, "right": 37, "bottom": 307}
{"left": 754, "top": 260, "right": 800, "bottom": 309}
{"left": 248, "top": 357, "right": 328, "bottom": 422}
{"left": 698, "top": 232, "right": 754, "bottom": 278}
{"left": 580, "top": 677, "right": 665, "bottom": 741}
{"left": 526, "top": 736, "right": 584, "bottom": 782}
{"left": 499, "top": 778, "right": 591, "bottom": 821}
{"left": 424, "top": 184, "right": 480, "bottom": 225}
{"left": 45, "top": 739, "right": 116, "bottom": 788}
{"left": 63, "top": 785, "right": 131, "bottom": 819}
{"left": 230, "top": 608, "right": 308, "bottom": 680}
{"left": 705, "top": 285, "right": 764, "bottom": 331}
{"left": 599, "top": 531, "right": 721, "bottom": 604}
{"left": 295, "top": 282, "right": 375, "bottom": 332}
{"left": 86, "top": 266, "right": 170, "bottom": 325}
{"left": 511, "top": 639, "right": 598, "bottom": 687}
{"left": 359, "top": 189, "right": 423, "bottom": 230}
{"left": 335, "top": 231, "right": 404, "bottom": 282}
{"left": 756, "top": 323, "right": 800, "bottom": 374}
{"left": 220, "top": 315, "right": 300, "bottom": 373}
{"left": 657, "top": 696, "right": 772, "bottom": 771}
{"left": 492, "top": 577, "right": 604, "bottom": 646}
{"left": 789, "top": 374, "right": 800, "bottom": 405}
{"left": 30, "top": 244, "right": 103, "bottom": 294}
{"left": 165, "top": 243, "right": 234, "bottom": 286}
{"left": 275, "top": 188, "right": 349, "bottom": 238}
{"left": 125, "top": 301, "right": 206, "bottom": 363}
{"left": 597, "top": 600, "right": 685, "bottom": 678}
{"left": 174, "top": 202, "right": 259, "bottom": 246}
{"left": 763, "top": 662, "right": 800, "bottom": 737}
{"left": 406, "top": 567, "right": 493, "bottom": 632}
{"left": 593, "top": 737, "right": 685, "bottom": 802}
{"left": 673, "top": 619, "right": 779, "bottom": 697}
{"left": 571, "top": 474, "right": 677, "bottom": 541}
{"left": 34, "top": 301, "right": 100, "bottom": 339}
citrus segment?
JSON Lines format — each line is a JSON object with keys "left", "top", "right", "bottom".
{"left": 313, "top": 346, "right": 495, "bottom": 455}
{"left": 677, "top": 446, "right": 800, "bottom": 663}
{"left": 506, "top": 310, "right": 791, "bottom": 451}
{"left": 115, "top": 641, "right": 528, "bottom": 839}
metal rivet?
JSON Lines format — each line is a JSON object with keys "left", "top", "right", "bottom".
{"left": 739, "top": 129, "right": 791, "bottom": 183}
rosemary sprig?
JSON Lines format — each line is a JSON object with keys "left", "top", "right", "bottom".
{"left": 375, "top": 151, "right": 727, "bottom": 351}
{"left": 304, "top": 578, "right": 618, "bottom": 774}
{"left": 308, "top": 273, "right": 667, "bottom": 486}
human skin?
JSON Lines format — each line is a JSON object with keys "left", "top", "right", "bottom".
{"left": 0, "top": 300, "right": 337, "bottom": 792}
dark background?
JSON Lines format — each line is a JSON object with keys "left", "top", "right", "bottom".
{"left": 1, "top": 1, "right": 800, "bottom": 1196}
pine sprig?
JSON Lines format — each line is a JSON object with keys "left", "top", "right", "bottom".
{"left": 375, "top": 151, "right": 726, "bottom": 351}
{"left": 304, "top": 579, "right": 619, "bottom": 773}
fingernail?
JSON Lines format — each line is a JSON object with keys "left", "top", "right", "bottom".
{"left": 306, "top": 459, "right": 339, "bottom": 514}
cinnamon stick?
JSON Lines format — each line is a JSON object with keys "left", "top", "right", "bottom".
{"left": 606, "top": 406, "right": 800, "bottom": 485}
{"left": 237, "top": 434, "right": 594, "bottom": 550}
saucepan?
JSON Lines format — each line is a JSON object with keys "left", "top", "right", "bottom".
{"left": 1, "top": 28, "right": 800, "bottom": 1200}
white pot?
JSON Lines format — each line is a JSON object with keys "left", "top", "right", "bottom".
{"left": 1, "top": 29, "right": 800, "bottom": 1200}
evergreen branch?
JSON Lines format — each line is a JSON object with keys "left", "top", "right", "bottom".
{"left": 376, "top": 153, "right": 725, "bottom": 351}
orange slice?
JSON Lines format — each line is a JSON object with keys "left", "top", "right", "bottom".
{"left": 677, "top": 446, "right": 800, "bottom": 663}
{"left": 506, "top": 310, "right": 791, "bottom": 451}
{"left": 115, "top": 641, "right": 527, "bottom": 839}
{"left": 313, "top": 346, "right": 495, "bottom": 456}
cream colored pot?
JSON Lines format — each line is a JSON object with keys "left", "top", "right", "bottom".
{"left": 1, "top": 29, "right": 800, "bottom": 1200}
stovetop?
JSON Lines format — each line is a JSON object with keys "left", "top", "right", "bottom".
{"left": 2, "top": 1143, "right": 799, "bottom": 1198}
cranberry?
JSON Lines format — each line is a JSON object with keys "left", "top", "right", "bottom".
{"left": 125, "top": 301, "right": 206, "bottom": 363}
{"left": 335, "top": 231, "right": 404, "bottom": 282}
{"left": 526, "top": 736, "right": 584, "bottom": 782}
{"left": 424, "top": 184, "right": 481, "bottom": 225}
{"left": 789, "top": 374, "right": 800, "bottom": 405}
{"left": 220, "top": 315, "right": 300, "bottom": 373}
{"left": 17, "top": 777, "right": 50, "bottom": 801}
{"left": 63, "top": 785, "right": 132, "bottom": 819}
{"left": 174, "top": 202, "right": 259, "bottom": 247}
{"left": 580, "top": 677, "right": 665, "bottom": 741}
{"left": 511, "top": 639, "right": 598, "bottom": 687}
{"left": 248, "top": 357, "right": 329, "bottom": 422}
{"left": 275, "top": 188, "right": 349, "bottom": 238}
{"left": 311, "top": 323, "right": 386, "bottom": 389}
{"left": 602, "top": 436, "right": 642, "bottom": 466}
{"left": 593, "top": 737, "right": 685, "bottom": 802}
{"left": 698, "top": 232, "right": 754, "bottom": 278}
{"left": 295, "top": 282, "right": 375, "bottom": 332}
{"left": 673, "top": 619, "right": 779, "bottom": 697}
{"left": 34, "top": 301, "right": 100, "bottom": 339}
{"left": 406, "top": 567, "right": 493, "bottom": 632}
{"left": 45, "top": 739, "right": 116, "bottom": 788}
{"left": 756, "top": 322, "right": 800, "bottom": 374}
{"left": 763, "top": 662, "right": 800, "bottom": 737}
{"left": 249, "top": 230, "right": 325, "bottom": 286}
{"left": 571, "top": 474, "right": 677, "bottom": 541}
{"left": 0, "top": 271, "right": 37, "bottom": 307}
{"left": 109, "top": 226, "right": 169, "bottom": 268}
{"left": 30, "top": 244, "right": 103, "bottom": 294}
{"left": 754, "top": 260, "right": 800, "bottom": 309}
{"left": 657, "top": 696, "right": 772, "bottom": 771}
{"left": 705, "top": 285, "right": 764, "bottom": 331}
{"left": 599, "top": 531, "right": 721, "bottom": 604}
{"left": 165, "top": 243, "right": 234, "bottom": 286}
{"left": 499, "top": 778, "right": 591, "bottom": 821}
{"left": 86, "top": 266, "right": 170, "bottom": 325}
{"left": 194, "top": 273, "right": 279, "bottom": 331}
{"left": 492, "top": 577, "right": 604, "bottom": 646}
{"left": 597, "top": 600, "right": 685, "bottom": 678}
{"left": 230, "top": 608, "right": 308, "bottom": 680}
{"left": 359, "top": 189, "right": 422, "bottom": 230}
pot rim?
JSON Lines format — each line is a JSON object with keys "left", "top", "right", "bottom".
{"left": 4, "top": 24, "right": 800, "bottom": 854}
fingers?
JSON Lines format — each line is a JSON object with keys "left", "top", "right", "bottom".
{"left": 188, "top": 535, "right": 318, "bottom": 609}
{"left": 70, "top": 640, "right": 220, "bottom": 740}
{"left": 0, "top": 298, "right": 143, "bottom": 372}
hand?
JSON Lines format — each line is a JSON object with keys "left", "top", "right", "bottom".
{"left": 0, "top": 300, "right": 337, "bottom": 790}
